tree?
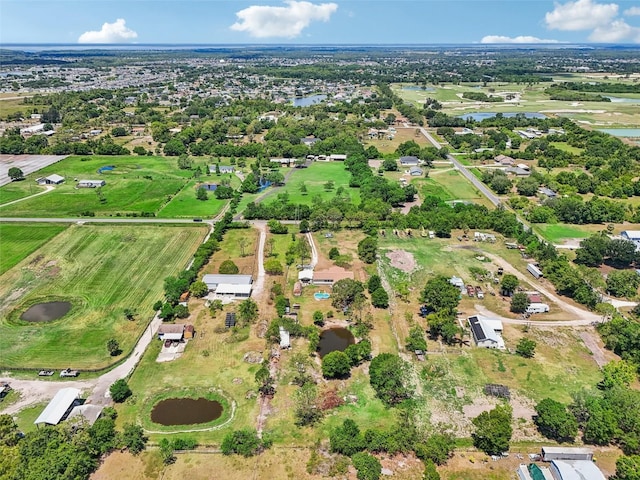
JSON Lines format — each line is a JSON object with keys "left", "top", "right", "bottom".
{"left": 159, "top": 302, "right": 174, "bottom": 320}
{"left": 607, "top": 239, "right": 638, "bottom": 268}
{"left": 121, "top": 423, "right": 147, "bottom": 454}
{"left": 0, "top": 414, "right": 20, "bottom": 447}
{"left": 371, "top": 287, "right": 389, "bottom": 308}
{"left": 264, "top": 259, "right": 283, "bottom": 275}
{"left": 345, "top": 340, "right": 371, "bottom": 366}
{"left": 173, "top": 304, "right": 189, "bottom": 318}
{"left": 331, "top": 278, "right": 365, "bottom": 310}
{"left": 352, "top": 452, "right": 382, "bottom": 480}
{"left": 106, "top": 338, "right": 120, "bottom": 356}
{"left": 294, "top": 383, "right": 323, "bottom": 426}
{"left": 534, "top": 398, "right": 578, "bottom": 442}
{"left": 329, "top": 247, "right": 340, "bottom": 260}
{"left": 159, "top": 438, "right": 175, "bottom": 465}
{"left": 614, "top": 455, "right": 640, "bottom": 480}
{"left": 516, "top": 177, "right": 540, "bottom": 196}
{"left": 196, "top": 186, "right": 208, "bottom": 201}
{"left": 238, "top": 298, "right": 258, "bottom": 324}
{"left": 490, "top": 175, "right": 512, "bottom": 194}
{"left": 111, "top": 126, "right": 127, "bottom": 137}
{"left": 189, "top": 280, "right": 209, "bottom": 298}
{"left": 510, "top": 292, "right": 530, "bottom": 313}
{"left": 422, "top": 459, "right": 441, "bottom": 480}
{"left": 606, "top": 270, "right": 640, "bottom": 298}
{"left": 421, "top": 276, "right": 460, "bottom": 314}
{"left": 471, "top": 404, "right": 513, "bottom": 455}
{"left": 330, "top": 419, "right": 365, "bottom": 456}
{"left": 575, "top": 233, "right": 609, "bottom": 267}
{"left": 358, "top": 236, "right": 378, "bottom": 263}
{"left": 515, "top": 338, "right": 536, "bottom": 358}
{"left": 322, "top": 351, "right": 351, "bottom": 379}
{"left": 369, "top": 353, "right": 411, "bottom": 407}
{"left": 600, "top": 360, "right": 637, "bottom": 390}
{"left": 299, "top": 219, "right": 310, "bottom": 233}
{"left": 367, "top": 274, "right": 382, "bottom": 294}
{"left": 313, "top": 310, "right": 324, "bottom": 326}
{"left": 110, "top": 379, "right": 132, "bottom": 402}
{"left": 381, "top": 158, "right": 398, "bottom": 172}
{"left": 123, "top": 308, "right": 135, "bottom": 320}
{"left": 406, "top": 325, "right": 428, "bottom": 352}
{"left": 255, "top": 362, "right": 275, "bottom": 396}
{"left": 500, "top": 274, "right": 519, "bottom": 296}
{"left": 414, "top": 433, "right": 456, "bottom": 466}
{"left": 219, "top": 259, "right": 239, "bottom": 274}
{"left": 8, "top": 167, "right": 23, "bottom": 181}
{"left": 221, "top": 429, "right": 262, "bottom": 457}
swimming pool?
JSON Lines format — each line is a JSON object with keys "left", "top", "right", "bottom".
{"left": 314, "top": 292, "right": 330, "bottom": 300}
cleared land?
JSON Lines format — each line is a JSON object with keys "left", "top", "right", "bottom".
{"left": 156, "top": 174, "right": 238, "bottom": 219}
{"left": 0, "top": 223, "right": 66, "bottom": 274}
{"left": 0, "top": 155, "right": 212, "bottom": 217}
{"left": 259, "top": 162, "right": 360, "bottom": 205}
{"left": 412, "top": 169, "right": 491, "bottom": 206}
{"left": 0, "top": 224, "right": 206, "bottom": 369}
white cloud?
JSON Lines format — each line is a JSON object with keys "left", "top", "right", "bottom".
{"left": 624, "top": 6, "right": 640, "bottom": 16}
{"left": 545, "top": 0, "right": 618, "bottom": 30}
{"left": 231, "top": 1, "right": 338, "bottom": 38}
{"left": 589, "top": 19, "right": 640, "bottom": 42}
{"left": 78, "top": 18, "right": 138, "bottom": 43}
{"left": 480, "top": 35, "right": 559, "bottom": 44}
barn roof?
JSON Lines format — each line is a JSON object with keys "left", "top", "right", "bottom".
{"left": 203, "top": 274, "right": 253, "bottom": 286}
{"left": 34, "top": 387, "right": 81, "bottom": 425}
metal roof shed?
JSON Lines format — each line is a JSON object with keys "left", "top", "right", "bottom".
{"left": 34, "top": 387, "right": 81, "bottom": 426}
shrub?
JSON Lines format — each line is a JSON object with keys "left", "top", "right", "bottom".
{"left": 322, "top": 351, "right": 351, "bottom": 379}
{"left": 221, "top": 429, "right": 262, "bottom": 457}
{"left": 219, "top": 260, "right": 239, "bottom": 274}
{"left": 352, "top": 452, "right": 382, "bottom": 480}
{"left": 109, "top": 379, "right": 132, "bottom": 403}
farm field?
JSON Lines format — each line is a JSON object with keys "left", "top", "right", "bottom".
{"left": 0, "top": 223, "right": 66, "bottom": 274}
{"left": 0, "top": 224, "right": 206, "bottom": 369}
{"left": 0, "top": 155, "right": 206, "bottom": 217}
{"left": 392, "top": 80, "right": 640, "bottom": 128}
{"left": 0, "top": 181, "right": 48, "bottom": 205}
{"left": 258, "top": 162, "right": 360, "bottom": 205}
{"left": 412, "top": 169, "right": 492, "bottom": 206}
{"left": 534, "top": 223, "right": 595, "bottom": 244}
{"left": 362, "top": 125, "right": 432, "bottom": 154}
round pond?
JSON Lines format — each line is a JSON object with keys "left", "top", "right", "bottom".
{"left": 318, "top": 327, "right": 355, "bottom": 357}
{"left": 20, "top": 301, "right": 72, "bottom": 322}
{"left": 151, "top": 397, "right": 223, "bottom": 426}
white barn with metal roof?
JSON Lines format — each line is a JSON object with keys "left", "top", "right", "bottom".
{"left": 34, "top": 387, "right": 81, "bottom": 426}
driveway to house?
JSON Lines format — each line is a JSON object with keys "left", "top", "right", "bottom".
{"left": 250, "top": 221, "right": 267, "bottom": 298}
{"left": 306, "top": 231, "right": 319, "bottom": 268}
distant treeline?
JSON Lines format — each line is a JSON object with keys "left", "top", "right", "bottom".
{"left": 555, "top": 82, "right": 640, "bottom": 94}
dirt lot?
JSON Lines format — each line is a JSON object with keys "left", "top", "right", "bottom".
{"left": 386, "top": 249, "right": 416, "bottom": 273}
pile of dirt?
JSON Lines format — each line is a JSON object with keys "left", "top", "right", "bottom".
{"left": 386, "top": 250, "right": 417, "bottom": 273}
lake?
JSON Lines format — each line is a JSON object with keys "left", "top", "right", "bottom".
{"left": 604, "top": 96, "right": 640, "bottom": 104}
{"left": 402, "top": 86, "right": 434, "bottom": 92}
{"left": 597, "top": 128, "right": 640, "bottom": 138}
{"left": 291, "top": 94, "right": 327, "bottom": 107}
{"left": 457, "top": 112, "right": 547, "bottom": 121}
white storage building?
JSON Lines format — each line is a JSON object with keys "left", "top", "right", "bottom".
{"left": 34, "top": 387, "right": 81, "bottom": 426}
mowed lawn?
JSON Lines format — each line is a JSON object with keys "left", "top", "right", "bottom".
{"left": 0, "top": 223, "right": 67, "bottom": 275}
{"left": 535, "top": 223, "right": 595, "bottom": 243}
{"left": 0, "top": 155, "right": 196, "bottom": 217}
{"left": 261, "top": 162, "right": 360, "bottom": 205}
{"left": 0, "top": 224, "right": 206, "bottom": 369}
{"left": 412, "top": 170, "right": 490, "bottom": 205}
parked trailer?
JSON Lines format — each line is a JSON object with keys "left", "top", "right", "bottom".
{"left": 527, "top": 263, "right": 543, "bottom": 279}
{"left": 526, "top": 303, "right": 550, "bottom": 314}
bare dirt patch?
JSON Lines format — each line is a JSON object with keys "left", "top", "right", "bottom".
{"left": 386, "top": 249, "right": 416, "bottom": 273}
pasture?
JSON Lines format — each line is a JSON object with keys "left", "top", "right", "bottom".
{"left": 0, "top": 224, "right": 206, "bottom": 369}
{"left": 0, "top": 155, "right": 211, "bottom": 217}
{"left": 156, "top": 174, "right": 238, "bottom": 219}
{"left": 259, "top": 162, "right": 360, "bottom": 205}
{"left": 0, "top": 223, "right": 66, "bottom": 274}
{"left": 412, "top": 170, "right": 489, "bottom": 205}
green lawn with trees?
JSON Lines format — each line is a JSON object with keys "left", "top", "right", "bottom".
{"left": 0, "top": 224, "right": 205, "bottom": 368}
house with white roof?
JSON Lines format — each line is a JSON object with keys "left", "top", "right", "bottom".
{"left": 34, "top": 388, "right": 81, "bottom": 426}
{"left": 468, "top": 315, "right": 505, "bottom": 349}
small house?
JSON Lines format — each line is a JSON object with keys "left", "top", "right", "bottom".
{"left": 209, "top": 165, "right": 235, "bottom": 174}
{"left": 621, "top": 230, "right": 640, "bottom": 251}
{"left": 494, "top": 154, "right": 514, "bottom": 166}
{"left": 311, "top": 266, "right": 354, "bottom": 286}
{"left": 468, "top": 315, "right": 505, "bottom": 349}
{"left": 538, "top": 187, "right": 557, "bottom": 198}
{"left": 78, "top": 180, "right": 105, "bottom": 188}
{"left": 157, "top": 324, "right": 184, "bottom": 341}
{"left": 409, "top": 166, "right": 423, "bottom": 176}
{"left": 329, "top": 154, "right": 347, "bottom": 161}
{"left": 301, "top": 137, "right": 320, "bottom": 147}
{"left": 399, "top": 156, "right": 420, "bottom": 166}
{"left": 36, "top": 174, "right": 65, "bottom": 185}
{"left": 298, "top": 269, "right": 314, "bottom": 284}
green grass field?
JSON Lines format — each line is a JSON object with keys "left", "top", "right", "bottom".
{"left": 0, "top": 181, "right": 49, "bottom": 205}
{"left": 0, "top": 224, "right": 206, "bottom": 369}
{"left": 412, "top": 170, "right": 490, "bottom": 205}
{"left": 156, "top": 174, "right": 238, "bottom": 218}
{"left": 0, "top": 223, "right": 67, "bottom": 275}
{"left": 0, "top": 155, "right": 206, "bottom": 217}
{"left": 534, "top": 223, "right": 594, "bottom": 243}
{"left": 259, "top": 162, "right": 360, "bottom": 205}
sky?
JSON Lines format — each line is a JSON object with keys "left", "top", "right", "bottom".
{"left": 1, "top": 0, "right": 640, "bottom": 45}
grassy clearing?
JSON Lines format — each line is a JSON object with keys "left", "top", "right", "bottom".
{"left": 156, "top": 175, "right": 237, "bottom": 218}
{"left": 363, "top": 125, "right": 431, "bottom": 154}
{"left": 0, "top": 155, "right": 208, "bottom": 217}
{"left": 550, "top": 142, "right": 584, "bottom": 155}
{"left": 0, "top": 181, "right": 49, "bottom": 205}
{"left": 534, "top": 223, "right": 596, "bottom": 243}
{"left": 259, "top": 162, "right": 360, "bottom": 205}
{"left": 413, "top": 170, "right": 492, "bottom": 207}
{"left": 0, "top": 224, "right": 205, "bottom": 369}
{"left": 0, "top": 223, "right": 67, "bottom": 274}
{"left": 0, "top": 97, "right": 49, "bottom": 119}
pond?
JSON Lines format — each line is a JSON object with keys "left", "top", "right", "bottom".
{"left": 20, "top": 301, "right": 72, "bottom": 322}
{"left": 318, "top": 327, "right": 355, "bottom": 358}
{"left": 597, "top": 128, "right": 640, "bottom": 138}
{"left": 291, "top": 94, "right": 327, "bottom": 107}
{"left": 401, "top": 85, "right": 434, "bottom": 92}
{"left": 151, "top": 397, "right": 223, "bottom": 426}
{"left": 457, "top": 112, "right": 547, "bottom": 121}
{"left": 604, "top": 96, "right": 640, "bottom": 104}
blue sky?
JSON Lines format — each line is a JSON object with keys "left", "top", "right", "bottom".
{"left": 2, "top": 0, "right": 640, "bottom": 44}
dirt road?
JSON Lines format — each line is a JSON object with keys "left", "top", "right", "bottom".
{"left": 0, "top": 378, "right": 95, "bottom": 415}
{"left": 306, "top": 231, "right": 318, "bottom": 267}
{"left": 251, "top": 221, "right": 267, "bottom": 298}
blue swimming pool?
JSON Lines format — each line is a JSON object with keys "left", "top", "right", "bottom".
{"left": 314, "top": 292, "right": 330, "bottom": 300}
